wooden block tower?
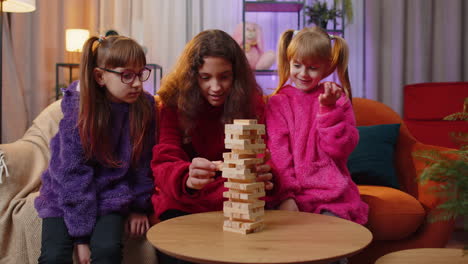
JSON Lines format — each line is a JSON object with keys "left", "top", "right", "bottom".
{"left": 222, "top": 119, "right": 266, "bottom": 234}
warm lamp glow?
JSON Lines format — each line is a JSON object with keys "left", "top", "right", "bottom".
{"left": 66, "top": 29, "right": 89, "bottom": 52}
{"left": 2, "top": 0, "right": 36, "bottom": 12}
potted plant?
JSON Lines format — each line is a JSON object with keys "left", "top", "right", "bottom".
{"left": 304, "top": 0, "right": 353, "bottom": 29}
{"left": 414, "top": 97, "right": 468, "bottom": 251}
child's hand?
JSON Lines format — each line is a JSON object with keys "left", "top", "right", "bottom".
{"left": 278, "top": 198, "right": 299, "bottom": 211}
{"left": 319, "top": 82, "right": 342, "bottom": 106}
{"left": 75, "top": 244, "right": 91, "bottom": 264}
{"left": 187, "top": 157, "right": 218, "bottom": 190}
{"left": 125, "top": 213, "right": 150, "bottom": 237}
{"left": 256, "top": 150, "right": 274, "bottom": 190}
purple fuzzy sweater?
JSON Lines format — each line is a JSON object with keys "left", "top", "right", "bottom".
{"left": 35, "top": 82, "right": 156, "bottom": 239}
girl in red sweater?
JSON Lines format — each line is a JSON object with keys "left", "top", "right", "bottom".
{"left": 150, "top": 29, "right": 273, "bottom": 264}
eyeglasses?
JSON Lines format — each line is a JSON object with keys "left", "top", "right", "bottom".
{"left": 98, "top": 67, "right": 152, "bottom": 84}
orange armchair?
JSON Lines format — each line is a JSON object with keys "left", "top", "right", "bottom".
{"left": 349, "top": 98, "right": 455, "bottom": 264}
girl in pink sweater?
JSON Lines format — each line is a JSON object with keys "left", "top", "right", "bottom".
{"left": 266, "top": 26, "right": 368, "bottom": 225}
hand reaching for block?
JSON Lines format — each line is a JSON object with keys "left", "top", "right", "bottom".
{"left": 187, "top": 157, "right": 219, "bottom": 190}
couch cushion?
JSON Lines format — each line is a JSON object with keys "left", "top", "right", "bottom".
{"left": 348, "top": 124, "right": 401, "bottom": 189}
{"left": 358, "top": 185, "right": 425, "bottom": 241}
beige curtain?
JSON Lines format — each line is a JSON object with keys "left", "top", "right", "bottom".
{"left": 2, "top": 0, "right": 98, "bottom": 143}
{"left": 355, "top": 0, "right": 468, "bottom": 114}
{"left": 2, "top": 14, "right": 28, "bottom": 143}
{"left": 3, "top": 0, "right": 467, "bottom": 142}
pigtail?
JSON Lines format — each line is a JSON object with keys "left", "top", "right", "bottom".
{"left": 78, "top": 36, "right": 110, "bottom": 164}
{"left": 330, "top": 36, "right": 352, "bottom": 101}
{"left": 274, "top": 29, "right": 295, "bottom": 95}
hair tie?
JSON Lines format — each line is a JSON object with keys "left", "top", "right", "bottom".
{"left": 98, "top": 35, "right": 106, "bottom": 43}
{"left": 293, "top": 30, "right": 299, "bottom": 37}
{"left": 92, "top": 36, "right": 106, "bottom": 53}
{"left": 329, "top": 34, "right": 335, "bottom": 40}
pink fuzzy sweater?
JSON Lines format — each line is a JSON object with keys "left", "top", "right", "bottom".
{"left": 266, "top": 84, "right": 368, "bottom": 224}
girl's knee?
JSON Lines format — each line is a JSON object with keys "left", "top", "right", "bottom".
{"left": 91, "top": 241, "right": 122, "bottom": 262}
{"left": 38, "top": 248, "right": 73, "bottom": 264}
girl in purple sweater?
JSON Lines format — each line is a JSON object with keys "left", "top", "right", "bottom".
{"left": 266, "top": 26, "right": 368, "bottom": 226}
{"left": 35, "top": 35, "right": 156, "bottom": 263}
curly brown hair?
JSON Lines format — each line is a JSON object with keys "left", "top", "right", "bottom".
{"left": 158, "top": 29, "right": 262, "bottom": 130}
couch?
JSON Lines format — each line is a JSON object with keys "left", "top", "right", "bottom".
{"left": 403, "top": 82, "right": 468, "bottom": 149}
{"left": 0, "top": 96, "right": 455, "bottom": 264}
{"left": 349, "top": 98, "right": 456, "bottom": 264}
{"left": 0, "top": 99, "right": 157, "bottom": 264}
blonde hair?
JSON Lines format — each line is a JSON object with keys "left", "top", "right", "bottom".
{"left": 275, "top": 26, "right": 352, "bottom": 99}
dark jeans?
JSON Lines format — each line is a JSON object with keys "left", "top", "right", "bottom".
{"left": 157, "top": 210, "right": 193, "bottom": 264}
{"left": 38, "top": 213, "right": 124, "bottom": 264}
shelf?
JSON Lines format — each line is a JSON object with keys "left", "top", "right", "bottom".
{"left": 254, "top": 69, "right": 277, "bottom": 76}
{"left": 55, "top": 63, "right": 163, "bottom": 100}
{"left": 244, "top": 1, "right": 304, "bottom": 12}
{"left": 55, "top": 63, "right": 80, "bottom": 100}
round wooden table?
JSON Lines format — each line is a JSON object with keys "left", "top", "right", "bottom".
{"left": 375, "top": 248, "right": 467, "bottom": 264}
{"left": 147, "top": 210, "right": 372, "bottom": 264}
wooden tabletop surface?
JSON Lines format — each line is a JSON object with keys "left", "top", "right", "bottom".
{"left": 375, "top": 248, "right": 467, "bottom": 264}
{"left": 147, "top": 210, "right": 372, "bottom": 264}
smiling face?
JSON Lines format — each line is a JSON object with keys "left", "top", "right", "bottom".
{"left": 95, "top": 65, "right": 145, "bottom": 104}
{"left": 289, "top": 57, "right": 327, "bottom": 92}
{"left": 197, "top": 56, "right": 234, "bottom": 107}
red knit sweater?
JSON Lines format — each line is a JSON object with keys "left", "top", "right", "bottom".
{"left": 151, "top": 99, "right": 265, "bottom": 220}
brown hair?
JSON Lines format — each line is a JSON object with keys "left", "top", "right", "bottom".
{"left": 275, "top": 26, "right": 352, "bottom": 99}
{"left": 79, "top": 35, "right": 153, "bottom": 167}
{"left": 157, "top": 29, "right": 262, "bottom": 130}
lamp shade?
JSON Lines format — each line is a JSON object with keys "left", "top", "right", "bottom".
{"left": 2, "top": 0, "right": 36, "bottom": 13}
{"left": 66, "top": 29, "right": 90, "bottom": 52}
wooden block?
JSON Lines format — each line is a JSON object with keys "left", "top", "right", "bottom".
{"left": 222, "top": 167, "right": 253, "bottom": 175}
{"left": 224, "top": 138, "right": 264, "bottom": 146}
{"left": 223, "top": 223, "right": 264, "bottom": 235}
{"left": 224, "top": 200, "right": 265, "bottom": 210}
{"left": 222, "top": 172, "right": 256, "bottom": 181}
{"left": 212, "top": 160, "right": 223, "bottom": 171}
{"left": 223, "top": 158, "right": 262, "bottom": 167}
{"left": 233, "top": 119, "right": 257, "bottom": 125}
{"left": 223, "top": 205, "right": 264, "bottom": 216}
{"left": 229, "top": 134, "right": 262, "bottom": 140}
{"left": 223, "top": 219, "right": 264, "bottom": 232}
{"left": 223, "top": 152, "right": 257, "bottom": 160}
{"left": 224, "top": 181, "right": 264, "bottom": 192}
{"left": 223, "top": 225, "right": 248, "bottom": 234}
{"left": 223, "top": 208, "right": 264, "bottom": 221}
{"left": 223, "top": 159, "right": 263, "bottom": 173}
{"left": 223, "top": 163, "right": 256, "bottom": 171}
{"left": 231, "top": 149, "right": 264, "bottom": 154}
{"left": 224, "top": 138, "right": 249, "bottom": 145}
{"left": 223, "top": 190, "right": 265, "bottom": 201}
{"left": 225, "top": 124, "right": 266, "bottom": 134}
{"left": 225, "top": 142, "right": 266, "bottom": 151}
{"left": 224, "top": 164, "right": 256, "bottom": 171}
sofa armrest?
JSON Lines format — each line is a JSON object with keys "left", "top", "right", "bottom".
{"left": 0, "top": 99, "right": 62, "bottom": 204}
{"left": 0, "top": 139, "right": 51, "bottom": 211}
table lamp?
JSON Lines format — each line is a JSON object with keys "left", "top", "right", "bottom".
{"left": 1, "top": 0, "right": 36, "bottom": 142}
{"left": 66, "top": 28, "right": 89, "bottom": 63}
